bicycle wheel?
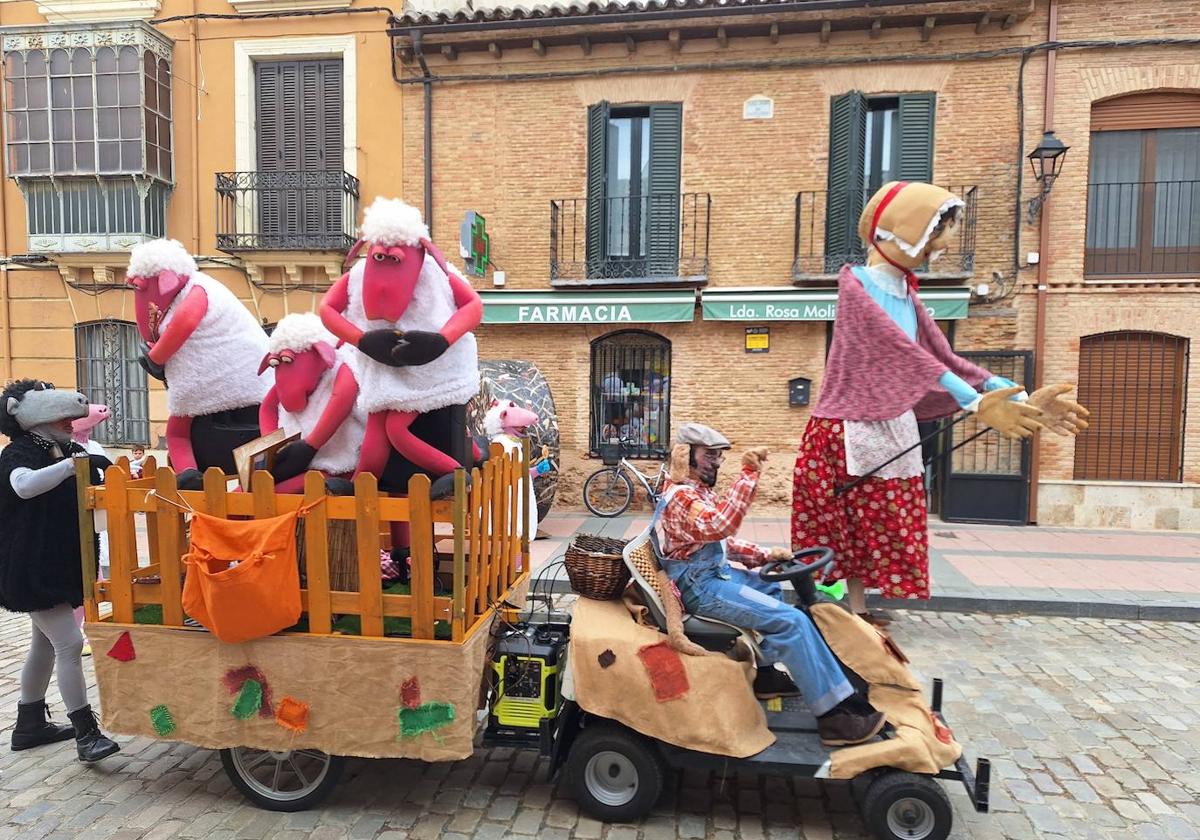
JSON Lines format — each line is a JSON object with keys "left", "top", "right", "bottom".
{"left": 583, "top": 468, "right": 634, "bottom": 517}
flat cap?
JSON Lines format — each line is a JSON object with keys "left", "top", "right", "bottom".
{"left": 675, "top": 422, "right": 731, "bottom": 449}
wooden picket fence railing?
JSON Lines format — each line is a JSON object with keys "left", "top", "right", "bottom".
{"left": 74, "top": 442, "right": 531, "bottom": 644}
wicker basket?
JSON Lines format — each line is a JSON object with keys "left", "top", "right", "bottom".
{"left": 564, "top": 534, "right": 631, "bottom": 600}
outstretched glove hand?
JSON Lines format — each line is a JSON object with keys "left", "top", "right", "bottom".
{"left": 1027, "top": 384, "right": 1090, "bottom": 437}
{"left": 742, "top": 446, "right": 769, "bottom": 472}
{"left": 138, "top": 343, "right": 167, "bottom": 383}
{"left": 358, "top": 329, "right": 405, "bottom": 366}
{"left": 87, "top": 453, "right": 113, "bottom": 485}
{"left": 391, "top": 330, "right": 450, "bottom": 366}
{"left": 976, "top": 386, "right": 1044, "bottom": 440}
{"left": 270, "top": 440, "right": 318, "bottom": 483}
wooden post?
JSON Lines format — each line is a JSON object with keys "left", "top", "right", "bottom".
{"left": 409, "top": 474, "right": 435, "bottom": 639}
{"left": 451, "top": 468, "right": 467, "bottom": 642}
{"left": 489, "top": 443, "right": 506, "bottom": 603}
{"left": 480, "top": 458, "right": 496, "bottom": 608}
{"left": 520, "top": 439, "right": 532, "bottom": 581}
{"left": 303, "top": 471, "right": 332, "bottom": 634}
{"left": 154, "top": 466, "right": 185, "bottom": 626}
{"left": 251, "top": 471, "right": 277, "bottom": 517}
{"left": 103, "top": 465, "right": 134, "bottom": 623}
{"left": 471, "top": 466, "right": 486, "bottom": 617}
{"left": 354, "top": 472, "right": 384, "bottom": 637}
{"left": 203, "top": 467, "right": 227, "bottom": 517}
{"left": 74, "top": 457, "right": 100, "bottom": 623}
{"left": 504, "top": 449, "right": 518, "bottom": 589}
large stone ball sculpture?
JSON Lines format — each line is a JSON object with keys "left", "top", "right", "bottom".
{"left": 466, "top": 360, "right": 560, "bottom": 522}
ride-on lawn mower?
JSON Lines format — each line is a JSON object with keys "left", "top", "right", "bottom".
{"left": 485, "top": 532, "right": 990, "bottom": 840}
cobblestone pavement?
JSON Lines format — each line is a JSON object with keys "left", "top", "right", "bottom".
{"left": 1, "top": 609, "right": 1197, "bottom": 839}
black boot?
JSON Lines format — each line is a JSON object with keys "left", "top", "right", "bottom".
{"left": 11, "top": 701, "right": 75, "bottom": 751}
{"left": 67, "top": 705, "right": 120, "bottom": 763}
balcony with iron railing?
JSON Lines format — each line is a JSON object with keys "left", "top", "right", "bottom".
{"left": 215, "top": 170, "right": 360, "bottom": 253}
{"left": 793, "top": 185, "right": 978, "bottom": 284}
{"left": 1085, "top": 180, "right": 1200, "bottom": 279}
{"left": 550, "top": 193, "right": 710, "bottom": 286}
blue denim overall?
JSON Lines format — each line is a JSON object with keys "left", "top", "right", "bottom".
{"left": 653, "top": 487, "right": 853, "bottom": 716}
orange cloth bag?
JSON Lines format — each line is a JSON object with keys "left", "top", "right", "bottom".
{"left": 182, "top": 509, "right": 304, "bottom": 644}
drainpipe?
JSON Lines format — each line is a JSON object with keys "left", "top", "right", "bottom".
{"left": 0, "top": 3, "right": 10, "bottom": 380}
{"left": 190, "top": 3, "right": 201, "bottom": 253}
{"left": 413, "top": 31, "right": 433, "bottom": 231}
{"left": 1028, "top": 0, "right": 1058, "bottom": 525}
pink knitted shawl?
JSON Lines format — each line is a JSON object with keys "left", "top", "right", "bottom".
{"left": 813, "top": 266, "right": 991, "bottom": 423}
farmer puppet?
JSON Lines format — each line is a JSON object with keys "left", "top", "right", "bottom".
{"left": 791, "top": 182, "right": 1088, "bottom": 622}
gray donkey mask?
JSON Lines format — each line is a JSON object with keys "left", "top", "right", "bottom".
{"left": 5, "top": 382, "right": 89, "bottom": 445}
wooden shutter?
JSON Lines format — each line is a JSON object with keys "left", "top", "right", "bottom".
{"left": 897, "top": 92, "right": 936, "bottom": 182}
{"left": 646, "top": 103, "right": 682, "bottom": 277}
{"left": 1091, "top": 92, "right": 1200, "bottom": 132}
{"left": 585, "top": 101, "right": 610, "bottom": 275}
{"left": 1074, "top": 331, "right": 1189, "bottom": 482}
{"left": 824, "top": 91, "right": 867, "bottom": 272}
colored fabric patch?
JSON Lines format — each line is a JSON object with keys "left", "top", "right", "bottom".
{"left": 930, "top": 711, "right": 953, "bottom": 745}
{"left": 400, "top": 676, "right": 421, "bottom": 709}
{"left": 106, "top": 631, "right": 136, "bottom": 662}
{"left": 597, "top": 649, "right": 616, "bottom": 669}
{"left": 397, "top": 702, "right": 456, "bottom": 738}
{"left": 275, "top": 697, "right": 310, "bottom": 733}
{"left": 149, "top": 704, "right": 175, "bottom": 736}
{"left": 222, "top": 665, "right": 275, "bottom": 718}
{"left": 231, "top": 679, "right": 263, "bottom": 720}
{"left": 637, "top": 642, "right": 690, "bottom": 702}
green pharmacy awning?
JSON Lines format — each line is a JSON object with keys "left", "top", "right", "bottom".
{"left": 701, "top": 287, "right": 972, "bottom": 321}
{"left": 480, "top": 290, "right": 696, "bottom": 325}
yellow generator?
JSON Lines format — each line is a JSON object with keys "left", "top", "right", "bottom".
{"left": 485, "top": 622, "right": 569, "bottom": 747}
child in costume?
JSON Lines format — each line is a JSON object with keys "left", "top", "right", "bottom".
{"left": 0, "top": 380, "right": 120, "bottom": 762}
{"left": 791, "top": 182, "right": 1088, "bottom": 621}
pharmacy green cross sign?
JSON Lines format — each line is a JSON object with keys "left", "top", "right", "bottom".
{"left": 460, "top": 211, "right": 490, "bottom": 277}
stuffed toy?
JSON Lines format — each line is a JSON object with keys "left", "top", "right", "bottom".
{"left": 257, "top": 313, "right": 365, "bottom": 494}
{"left": 320, "top": 198, "right": 482, "bottom": 500}
{"left": 791, "top": 181, "right": 1088, "bottom": 621}
{"left": 483, "top": 399, "right": 552, "bottom": 540}
{"left": 126, "top": 239, "right": 271, "bottom": 490}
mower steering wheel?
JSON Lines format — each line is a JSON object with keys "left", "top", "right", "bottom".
{"left": 757, "top": 547, "right": 836, "bottom": 583}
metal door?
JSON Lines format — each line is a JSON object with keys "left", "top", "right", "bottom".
{"left": 939, "top": 351, "right": 1033, "bottom": 525}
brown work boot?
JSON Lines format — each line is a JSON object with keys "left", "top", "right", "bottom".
{"left": 817, "top": 708, "right": 886, "bottom": 747}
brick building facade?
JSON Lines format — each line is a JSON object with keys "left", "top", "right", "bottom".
{"left": 392, "top": 0, "right": 1200, "bottom": 525}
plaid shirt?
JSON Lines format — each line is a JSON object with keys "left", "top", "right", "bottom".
{"left": 658, "top": 468, "right": 770, "bottom": 567}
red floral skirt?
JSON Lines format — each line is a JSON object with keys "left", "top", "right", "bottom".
{"left": 791, "top": 416, "right": 930, "bottom": 600}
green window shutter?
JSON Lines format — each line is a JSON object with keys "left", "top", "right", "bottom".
{"left": 647, "top": 103, "right": 682, "bottom": 276}
{"left": 824, "top": 91, "right": 868, "bottom": 272}
{"left": 585, "top": 101, "right": 610, "bottom": 276}
{"left": 897, "top": 92, "right": 936, "bottom": 182}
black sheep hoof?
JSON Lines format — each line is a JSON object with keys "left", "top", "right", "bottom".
{"left": 175, "top": 469, "right": 203, "bottom": 491}
{"left": 429, "top": 472, "right": 471, "bottom": 500}
{"left": 324, "top": 477, "right": 356, "bottom": 496}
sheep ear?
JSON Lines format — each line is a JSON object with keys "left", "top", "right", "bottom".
{"left": 257, "top": 354, "right": 273, "bottom": 376}
{"left": 342, "top": 238, "right": 367, "bottom": 272}
{"left": 314, "top": 341, "right": 337, "bottom": 368}
{"left": 5, "top": 397, "right": 18, "bottom": 416}
{"left": 157, "top": 270, "right": 185, "bottom": 296}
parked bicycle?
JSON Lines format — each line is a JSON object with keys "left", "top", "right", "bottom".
{"left": 583, "top": 440, "right": 669, "bottom": 517}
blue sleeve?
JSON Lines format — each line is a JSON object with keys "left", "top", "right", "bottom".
{"left": 939, "top": 371, "right": 981, "bottom": 410}
{"left": 983, "top": 376, "right": 1017, "bottom": 391}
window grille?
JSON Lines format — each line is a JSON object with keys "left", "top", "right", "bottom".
{"left": 75, "top": 319, "right": 150, "bottom": 446}
{"left": 590, "top": 330, "right": 671, "bottom": 459}
{"left": 1074, "top": 331, "right": 1188, "bottom": 482}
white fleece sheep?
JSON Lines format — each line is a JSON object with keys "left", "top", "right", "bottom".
{"left": 360, "top": 197, "right": 429, "bottom": 247}
{"left": 275, "top": 344, "right": 366, "bottom": 476}
{"left": 127, "top": 238, "right": 198, "bottom": 279}
{"left": 268, "top": 313, "right": 334, "bottom": 356}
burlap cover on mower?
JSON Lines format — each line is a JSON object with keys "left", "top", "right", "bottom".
{"left": 570, "top": 597, "right": 774, "bottom": 758}
{"left": 809, "top": 603, "right": 962, "bottom": 779}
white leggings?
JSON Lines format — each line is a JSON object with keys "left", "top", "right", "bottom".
{"left": 20, "top": 603, "right": 88, "bottom": 713}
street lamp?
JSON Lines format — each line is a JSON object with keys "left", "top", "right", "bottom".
{"left": 1026, "top": 131, "right": 1070, "bottom": 222}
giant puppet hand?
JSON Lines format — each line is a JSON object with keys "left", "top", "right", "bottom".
{"left": 270, "top": 440, "right": 318, "bottom": 483}
{"left": 391, "top": 330, "right": 450, "bottom": 366}
{"left": 138, "top": 343, "right": 167, "bottom": 383}
{"left": 1027, "top": 384, "right": 1090, "bottom": 437}
{"left": 976, "top": 386, "right": 1044, "bottom": 440}
{"left": 358, "top": 329, "right": 406, "bottom": 367}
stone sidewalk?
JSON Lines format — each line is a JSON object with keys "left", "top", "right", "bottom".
{"left": 529, "top": 512, "right": 1200, "bottom": 621}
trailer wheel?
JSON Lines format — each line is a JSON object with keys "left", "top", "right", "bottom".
{"left": 565, "top": 722, "right": 664, "bottom": 823}
{"left": 220, "top": 747, "right": 344, "bottom": 812}
{"left": 861, "top": 770, "right": 952, "bottom": 840}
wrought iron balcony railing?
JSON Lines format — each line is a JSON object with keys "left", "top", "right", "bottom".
{"left": 550, "top": 192, "right": 710, "bottom": 286}
{"left": 215, "top": 170, "right": 360, "bottom": 253}
{"left": 1085, "top": 180, "right": 1200, "bottom": 278}
{"left": 793, "top": 185, "right": 978, "bottom": 283}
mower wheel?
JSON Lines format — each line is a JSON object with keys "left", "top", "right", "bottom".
{"left": 861, "top": 770, "right": 952, "bottom": 840}
{"left": 565, "top": 721, "right": 665, "bottom": 823}
{"left": 220, "top": 747, "right": 344, "bottom": 812}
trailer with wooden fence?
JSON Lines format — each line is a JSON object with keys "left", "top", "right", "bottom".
{"left": 74, "top": 443, "right": 531, "bottom": 811}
